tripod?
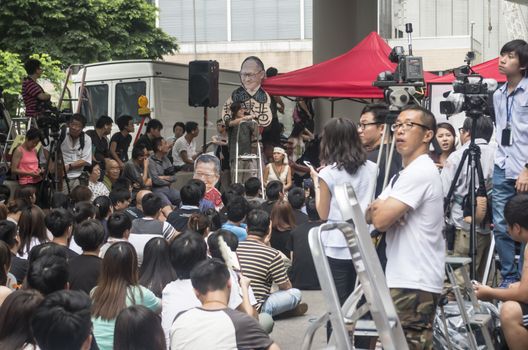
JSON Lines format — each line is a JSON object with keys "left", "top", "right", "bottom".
{"left": 39, "top": 127, "right": 71, "bottom": 203}
{"left": 444, "top": 115, "right": 488, "bottom": 280}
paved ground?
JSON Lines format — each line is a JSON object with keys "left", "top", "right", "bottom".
{"left": 270, "top": 290, "right": 328, "bottom": 349}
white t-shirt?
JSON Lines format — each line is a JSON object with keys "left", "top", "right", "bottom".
{"left": 318, "top": 161, "right": 377, "bottom": 259}
{"left": 161, "top": 275, "right": 257, "bottom": 348}
{"left": 379, "top": 154, "right": 445, "bottom": 294}
{"left": 172, "top": 135, "right": 197, "bottom": 166}
{"left": 60, "top": 131, "right": 92, "bottom": 179}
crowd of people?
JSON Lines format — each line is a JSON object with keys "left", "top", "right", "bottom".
{"left": 1, "top": 39, "right": 526, "bottom": 350}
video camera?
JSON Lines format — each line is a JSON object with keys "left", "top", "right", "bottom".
{"left": 373, "top": 23, "right": 426, "bottom": 119}
{"left": 36, "top": 101, "right": 72, "bottom": 143}
{"left": 439, "top": 52, "right": 497, "bottom": 118}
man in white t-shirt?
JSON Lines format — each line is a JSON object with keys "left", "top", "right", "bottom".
{"left": 367, "top": 105, "right": 445, "bottom": 350}
{"left": 172, "top": 121, "right": 200, "bottom": 171}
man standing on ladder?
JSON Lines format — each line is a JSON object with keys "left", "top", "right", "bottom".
{"left": 22, "top": 59, "right": 51, "bottom": 120}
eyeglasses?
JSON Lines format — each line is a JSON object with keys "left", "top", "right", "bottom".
{"left": 240, "top": 71, "right": 262, "bottom": 79}
{"left": 194, "top": 172, "right": 216, "bottom": 180}
{"left": 391, "top": 121, "right": 431, "bottom": 132}
{"left": 357, "top": 122, "right": 380, "bottom": 130}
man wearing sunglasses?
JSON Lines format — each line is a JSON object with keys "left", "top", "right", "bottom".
{"left": 366, "top": 105, "right": 444, "bottom": 350}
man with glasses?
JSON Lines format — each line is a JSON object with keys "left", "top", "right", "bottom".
{"left": 60, "top": 113, "right": 92, "bottom": 192}
{"left": 367, "top": 105, "right": 444, "bottom": 349}
{"left": 358, "top": 103, "right": 402, "bottom": 197}
{"left": 194, "top": 154, "right": 223, "bottom": 210}
{"left": 222, "top": 56, "right": 272, "bottom": 128}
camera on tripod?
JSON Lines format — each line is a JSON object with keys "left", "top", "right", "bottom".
{"left": 373, "top": 23, "right": 426, "bottom": 115}
{"left": 36, "top": 102, "right": 71, "bottom": 138}
{"left": 439, "top": 52, "right": 497, "bottom": 117}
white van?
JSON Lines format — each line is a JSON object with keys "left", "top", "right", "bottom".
{"left": 71, "top": 60, "right": 240, "bottom": 142}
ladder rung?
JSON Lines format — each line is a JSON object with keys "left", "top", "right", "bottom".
{"left": 469, "top": 313, "right": 492, "bottom": 327}
{"left": 352, "top": 320, "right": 378, "bottom": 337}
{"left": 237, "top": 154, "right": 259, "bottom": 160}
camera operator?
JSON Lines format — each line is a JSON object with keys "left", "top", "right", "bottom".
{"left": 21, "top": 59, "right": 51, "bottom": 119}
{"left": 492, "top": 39, "right": 528, "bottom": 288}
{"left": 440, "top": 117, "right": 495, "bottom": 280}
{"left": 60, "top": 114, "right": 92, "bottom": 191}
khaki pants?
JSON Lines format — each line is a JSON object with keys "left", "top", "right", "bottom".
{"left": 452, "top": 229, "right": 491, "bottom": 283}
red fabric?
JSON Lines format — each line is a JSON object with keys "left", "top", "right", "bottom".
{"left": 262, "top": 32, "right": 437, "bottom": 99}
{"left": 427, "top": 57, "right": 506, "bottom": 83}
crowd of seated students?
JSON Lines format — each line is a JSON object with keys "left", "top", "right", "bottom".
{"left": 0, "top": 111, "right": 334, "bottom": 350}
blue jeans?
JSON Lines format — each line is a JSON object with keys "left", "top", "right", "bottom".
{"left": 260, "top": 288, "right": 301, "bottom": 316}
{"left": 492, "top": 165, "right": 519, "bottom": 281}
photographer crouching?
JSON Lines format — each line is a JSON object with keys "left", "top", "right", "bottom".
{"left": 22, "top": 59, "right": 51, "bottom": 119}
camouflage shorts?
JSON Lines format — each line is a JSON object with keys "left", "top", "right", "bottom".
{"left": 390, "top": 288, "right": 440, "bottom": 350}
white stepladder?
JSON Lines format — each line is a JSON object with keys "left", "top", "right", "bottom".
{"left": 302, "top": 183, "right": 408, "bottom": 350}
{"left": 233, "top": 119, "right": 264, "bottom": 195}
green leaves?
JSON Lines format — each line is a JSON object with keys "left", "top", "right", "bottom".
{"left": 0, "top": 0, "right": 178, "bottom": 66}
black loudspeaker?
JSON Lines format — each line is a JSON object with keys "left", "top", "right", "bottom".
{"left": 188, "top": 60, "right": 219, "bottom": 107}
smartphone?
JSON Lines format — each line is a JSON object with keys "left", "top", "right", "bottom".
{"left": 303, "top": 160, "right": 312, "bottom": 167}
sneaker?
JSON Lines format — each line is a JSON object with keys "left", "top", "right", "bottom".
{"left": 498, "top": 278, "right": 519, "bottom": 289}
{"left": 274, "top": 302, "right": 308, "bottom": 319}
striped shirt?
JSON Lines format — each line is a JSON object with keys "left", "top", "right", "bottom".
{"left": 21, "top": 77, "right": 44, "bottom": 118}
{"left": 237, "top": 239, "right": 289, "bottom": 309}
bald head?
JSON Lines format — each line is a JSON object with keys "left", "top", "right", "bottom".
{"left": 136, "top": 190, "right": 152, "bottom": 210}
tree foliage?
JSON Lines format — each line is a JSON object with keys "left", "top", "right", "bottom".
{"left": 0, "top": 0, "right": 178, "bottom": 66}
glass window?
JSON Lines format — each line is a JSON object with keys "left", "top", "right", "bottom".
{"left": 115, "top": 81, "right": 147, "bottom": 123}
{"left": 80, "top": 84, "right": 109, "bottom": 126}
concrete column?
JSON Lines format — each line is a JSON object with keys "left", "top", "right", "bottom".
{"left": 312, "top": 0, "right": 378, "bottom": 130}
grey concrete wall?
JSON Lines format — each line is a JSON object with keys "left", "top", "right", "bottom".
{"left": 312, "top": 0, "right": 378, "bottom": 131}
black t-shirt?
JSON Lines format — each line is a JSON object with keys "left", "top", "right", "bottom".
{"left": 86, "top": 129, "right": 109, "bottom": 164}
{"left": 293, "top": 209, "right": 309, "bottom": 226}
{"left": 110, "top": 131, "right": 132, "bottom": 162}
{"left": 10, "top": 253, "right": 28, "bottom": 284}
{"left": 287, "top": 221, "right": 321, "bottom": 290}
{"left": 136, "top": 134, "right": 154, "bottom": 152}
{"left": 167, "top": 207, "right": 201, "bottom": 232}
{"left": 270, "top": 228, "right": 291, "bottom": 257}
{"left": 68, "top": 254, "right": 102, "bottom": 295}
{"left": 260, "top": 200, "right": 277, "bottom": 215}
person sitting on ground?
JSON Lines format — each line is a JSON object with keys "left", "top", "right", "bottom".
{"left": 26, "top": 253, "right": 69, "bottom": 295}
{"left": 287, "top": 198, "right": 321, "bottom": 290}
{"left": 168, "top": 121, "right": 185, "bottom": 144}
{"left": 194, "top": 154, "right": 223, "bottom": 210}
{"left": 11, "top": 128, "right": 43, "bottom": 188}
{"left": 287, "top": 187, "right": 309, "bottom": 225}
{"left": 139, "top": 237, "right": 176, "bottom": 298}
{"left": 474, "top": 194, "right": 528, "bottom": 350}
{"left": 0, "top": 242, "right": 13, "bottom": 301}
{"left": 94, "top": 195, "right": 113, "bottom": 240}
{"left": 186, "top": 213, "right": 211, "bottom": 238}
{"left": 91, "top": 242, "right": 161, "bottom": 350}
{"left": 167, "top": 181, "right": 202, "bottom": 232}
{"left": 0, "top": 290, "right": 44, "bottom": 349}
{"left": 264, "top": 147, "right": 292, "bottom": 191}
{"left": 270, "top": 199, "right": 296, "bottom": 257}
{"left": 0, "top": 220, "right": 28, "bottom": 284}
{"left": 86, "top": 115, "right": 113, "bottom": 176}
{"left": 237, "top": 209, "right": 307, "bottom": 318}
{"left": 110, "top": 115, "right": 134, "bottom": 169}
{"left": 44, "top": 209, "right": 79, "bottom": 259}
{"left": 221, "top": 195, "right": 249, "bottom": 241}
{"left": 99, "top": 211, "right": 131, "bottom": 258}
{"left": 129, "top": 193, "right": 177, "bottom": 265}
{"left": 114, "top": 305, "right": 166, "bottom": 350}
{"left": 69, "top": 219, "right": 105, "bottom": 295}
{"left": 173, "top": 121, "right": 201, "bottom": 171}
{"left": 103, "top": 159, "right": 121, "bottom": 191}
{"left": 109, "top": 188, "right": 131, "bottom": 212}
{"left": 124, "top": 189, "right": 149, "bottom": 222}
{"left": 245, "top": 176, "right": 265, "bottom": 204}
{"left": 32, "top": 290, "right": 93, "bottom": 350}
{"left": 148, "top": 137, "right": 181, "bottom": 210}
{"left": 137, "top": 119, "right": 163, "bottom": 153}
{"left": 69, "top": 185, "right": 93, "bottom": 205}
{"left": 18, "top": 205, "right": 49, "bottom": 259}
{"left": 170, "top": 259, "right": 280, "bottom": 350}
{"left": 260, "top": 180, "right": 284, "bottom": 215}
{"left": 189, "top": 178, "right": 215, "bottom": 212}
{"left": 161, "top": 233, "right": 208, "bottom": 347}
{"left": 86, "top": 161, "right": 109, "bottom": 201}
{"left": 123, "top": 145, "right": 152, "bottom": 202}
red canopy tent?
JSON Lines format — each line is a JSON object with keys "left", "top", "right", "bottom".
{"left": 262, "top": 31, "right": 437, "bottom": 99}
{"left": 427, "top": 57, "right": 506, "bottom": 83}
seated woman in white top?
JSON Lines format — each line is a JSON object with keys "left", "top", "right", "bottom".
{"left": 263, "top": 147, "right": 292, "bottom": 191}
